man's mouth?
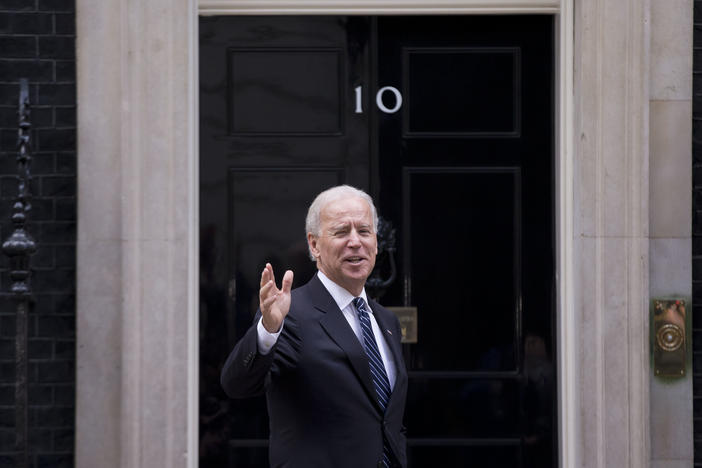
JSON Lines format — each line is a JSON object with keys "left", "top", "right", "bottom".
{"left": 345, "top": 256, "right": 365, "bottom": 264}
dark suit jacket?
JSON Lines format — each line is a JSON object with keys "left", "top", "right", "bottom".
{"left": 221, "top": 274, "right": 408, "bottom": 468}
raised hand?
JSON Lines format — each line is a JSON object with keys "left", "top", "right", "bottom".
{"left": 259, "top": 263, "right": 294, "bottom": 333}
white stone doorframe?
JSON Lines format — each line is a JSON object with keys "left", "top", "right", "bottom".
{"left": 75, "top": 0, "right": 652, "bottom": 467}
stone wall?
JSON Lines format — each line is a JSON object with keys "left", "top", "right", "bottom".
{"left": 0, "top": 0, "right": 76, "bottom": 467}
{"left": 649, "top": 1, "right": 694, "bottom": 468}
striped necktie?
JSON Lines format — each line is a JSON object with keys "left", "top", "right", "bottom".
{"left": 353, "top": 297, "right": 392, "bottom": 467}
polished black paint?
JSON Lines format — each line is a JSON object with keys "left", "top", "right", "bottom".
{"left": 375, "top": 16, "right": 554, "bottom": 467}
{"left": 200, "top": 15, "right": 555, "bottom": 468}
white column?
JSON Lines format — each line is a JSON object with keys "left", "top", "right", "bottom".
{"left": 574, "top": 0, "right": 651, "bottom": 466}
{"left": 75, "top": 0, "right": 199, "bottom": 467}
{"left": 75, "top": 0, "right": 123, "bottom": 464}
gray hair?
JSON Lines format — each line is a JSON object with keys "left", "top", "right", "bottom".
{"left": 305, "top": 185, "right": 378, "bottom": 260}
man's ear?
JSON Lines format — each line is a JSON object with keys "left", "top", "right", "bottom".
{"left": 307, "top": 232, "right": 319, "bottom": 258}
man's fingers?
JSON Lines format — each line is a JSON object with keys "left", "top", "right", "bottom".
{"left": 267, "top": 263, "right": 277, "bottom": 288}
{"left": 260, "top": 264, "right": 292, "bottom": 305}
{"left": 261, "top": 262, "right": 275, "bottom": 288}
{"left": 281, "top": 270, "right": 294, "bottom": 294}
{"left": 259, "top": 280, "right": 276, "bottom": 301}
{"left": 260, "top": 263, "right": 277, "bottom": 287}
{"left": 261, "top": 293, "right": 277, "bottom": 311}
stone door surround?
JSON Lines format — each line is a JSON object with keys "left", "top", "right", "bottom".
{"left": 75, "top": 0, "right": 659, "bottom": 467}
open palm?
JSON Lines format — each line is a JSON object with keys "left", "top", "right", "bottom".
{"left": 259, "top": 263, "right": 294, "bottom": 333}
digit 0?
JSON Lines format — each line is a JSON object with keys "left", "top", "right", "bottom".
{"left": 376, "top": 86, "right": 402, "bottom": 114}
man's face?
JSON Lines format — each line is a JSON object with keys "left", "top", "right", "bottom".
{"left": 308, "top": 196, "right": 378, "bottom": 296}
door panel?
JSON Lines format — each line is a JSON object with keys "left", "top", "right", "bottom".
{"left": 200, "top": 15, "right": 555, "bottom": 468}
{"left": 405, "top": 47, "right": 520, "bottom": 135}
{"left": 199, "top": 16, "right": 370, "bottom": 467}
{"left": 376, "top": 16, "right": 554, "bottom": 467}
{"left": 228, "top": 48, "right": 344, "bottom": 134}
{"left": 402, "top": 169, "right": 520, "bottom": 373}
{"left": 227, "top": 168, "right": 343, "bottom": 320}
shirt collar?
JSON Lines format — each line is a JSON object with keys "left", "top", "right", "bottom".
{"left": 317, "top": 270, "right": 370, "bottom": 313}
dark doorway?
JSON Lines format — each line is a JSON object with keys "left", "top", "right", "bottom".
{"left": 199, "top": 15, "right": 555, "bottom": 468}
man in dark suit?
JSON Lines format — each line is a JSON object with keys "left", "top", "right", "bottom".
{"left": 221, "top": 185, "right": 408, "bottom": 468}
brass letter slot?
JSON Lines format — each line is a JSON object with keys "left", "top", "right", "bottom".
{"left": 652, "top": 299, "right": 687, "bottom": 378}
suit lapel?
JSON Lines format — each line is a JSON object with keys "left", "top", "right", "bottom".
{"left": 368, "top": 300, "right": 408, "bottom": 463}
{"left": 308, "top": 276, "right": 381, "bottom": 412}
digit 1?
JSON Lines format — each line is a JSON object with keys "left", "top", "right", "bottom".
{"left": 354, "top": 85, "right": 363, "bottom": 114}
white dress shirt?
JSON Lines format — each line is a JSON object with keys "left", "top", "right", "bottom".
{"left": 256, "top": 270, "right": 397, "bottom": 389}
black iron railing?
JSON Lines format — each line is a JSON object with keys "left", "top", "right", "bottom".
{"left": 2, "top": 78, "right": 36, "bottom": 468}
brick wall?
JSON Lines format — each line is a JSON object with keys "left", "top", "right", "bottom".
{"left": 694, "top": 1, "right": 702, "bottom": 466}
{"left": 0, "top": 0, "right": 75, "bottom": 467}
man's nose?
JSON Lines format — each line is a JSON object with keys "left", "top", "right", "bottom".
{"left": 347, "top": 229, "right": 361, "bottom": 246}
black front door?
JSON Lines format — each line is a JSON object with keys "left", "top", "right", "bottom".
{"left": 199, "top": 15, "right": 555, "bottom": 468}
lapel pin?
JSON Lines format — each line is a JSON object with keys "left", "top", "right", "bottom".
{"left": 386, "top": 329, "right": 392, "bottom": 335}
